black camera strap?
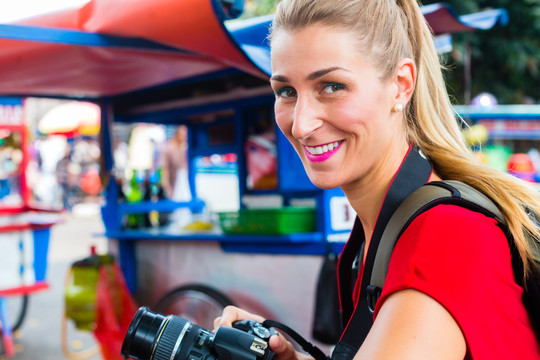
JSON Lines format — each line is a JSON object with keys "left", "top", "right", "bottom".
{"left": 333, "top": 147, "right": 432, "bottom": 360}
{"left": 262, "top": 320, "right": 329, "bottom": 360}
{"left": 264, "top": 148, "right": 432, "bottom": 360}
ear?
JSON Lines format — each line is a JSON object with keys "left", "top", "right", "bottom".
{"left": 393, "top": 58, "right": 416, "bottom": 105}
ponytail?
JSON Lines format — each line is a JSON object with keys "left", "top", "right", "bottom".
{"left": 397, "top": 0, "right": 539, "bottom": 276}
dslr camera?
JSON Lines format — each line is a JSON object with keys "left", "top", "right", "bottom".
{"left": 122, "top": 306, "right": 278, "bottom": 360}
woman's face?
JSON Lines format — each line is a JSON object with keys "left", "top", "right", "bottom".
{"left": 270, "top": 24, "right": 409, "bottom": 191}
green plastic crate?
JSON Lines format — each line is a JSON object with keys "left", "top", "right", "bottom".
{"left": 218, "top": 207, "right": 316, "bottom": 235}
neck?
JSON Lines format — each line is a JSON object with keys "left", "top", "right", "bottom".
{"left": 342, "top": 142, "right": 410, "bottom": 244}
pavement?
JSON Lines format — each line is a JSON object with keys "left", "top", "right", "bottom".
{"left": 5, "top": 202, "right": 109, "bottom": 360}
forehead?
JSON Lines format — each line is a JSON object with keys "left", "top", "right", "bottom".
{"left": 270, "top": 24, "right": 369, "bottom": 75}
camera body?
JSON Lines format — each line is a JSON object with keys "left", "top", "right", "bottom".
{"left": 122, "top": 307, "right": 278, "bottom": 360}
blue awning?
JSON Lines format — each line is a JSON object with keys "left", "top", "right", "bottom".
{"left": 421, "top": 4, "right": 508, "bottom": 34}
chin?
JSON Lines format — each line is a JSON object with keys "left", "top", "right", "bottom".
{"left": 302, "top": 164, "right": 346, "bottom": 190}
{"left": 308, "top": 175, "right": 342, "bottom": 190}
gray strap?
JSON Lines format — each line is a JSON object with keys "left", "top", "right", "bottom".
{"left": 370, "top": 180, "right": 505, "bottom": 291}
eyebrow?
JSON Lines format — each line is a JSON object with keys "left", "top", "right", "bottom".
{"left": 270, "top": 66, "right": 348, "bottom": 83}
{"left": 307, "top": 66, "right": 346, "bottom": 80}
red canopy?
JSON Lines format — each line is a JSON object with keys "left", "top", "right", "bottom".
{"left": 0, "top": 0, "right": 263, "bottom": 98}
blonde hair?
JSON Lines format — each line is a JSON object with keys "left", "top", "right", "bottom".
{"left": 271, "top": 0, "right": 540, "bottom": 276}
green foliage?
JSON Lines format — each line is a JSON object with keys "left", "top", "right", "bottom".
{"left": 242, "top": 0, "right": 277, "bottom": 18}
{"left": 423, "top": 0, "right": 540, "bottom": 104}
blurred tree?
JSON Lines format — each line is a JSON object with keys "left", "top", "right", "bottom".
{"left": 242, "top": 0, "right": 277, "bottom": 18}
{"left": 423, "top": 0, "right": 540, "bottom": 104}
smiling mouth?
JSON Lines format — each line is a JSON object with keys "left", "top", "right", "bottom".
{"left": 305, "top": 140, "right": 344, "bottom": 155}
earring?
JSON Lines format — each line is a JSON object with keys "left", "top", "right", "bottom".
{"left": 393, "top": 104, "right": 403, "bottom": 112}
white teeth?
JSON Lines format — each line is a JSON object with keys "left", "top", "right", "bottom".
{"left": 306, "top": 141, "right": 342, "bottom": 155}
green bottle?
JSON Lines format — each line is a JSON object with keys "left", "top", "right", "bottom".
{"left": 125, "top": 170, "right": 144, "bottom": 228}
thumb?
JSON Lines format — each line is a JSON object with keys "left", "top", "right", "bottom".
{"left": 269, "top": 335, "right": 298, "bottom": 360}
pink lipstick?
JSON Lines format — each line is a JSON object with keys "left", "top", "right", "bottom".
{"left": 304, "top": 140, "right": 344, "bottom": 162}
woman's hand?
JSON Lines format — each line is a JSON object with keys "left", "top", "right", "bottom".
{"left": 213, "top": 306, "right": 314, "bottom": 360}
{"left": 213, "top": 305, "right": 265, "bottom": 329}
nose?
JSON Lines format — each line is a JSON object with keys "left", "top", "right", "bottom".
{"left": 291, "top": 95, "right": 324, "bottom": 140}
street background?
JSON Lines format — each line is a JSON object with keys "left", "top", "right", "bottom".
{"left": 9, "top": 203, "right": 107, "bottom": 360}
{"left": 1, "top": 0, "right": 540, "bottom": 359}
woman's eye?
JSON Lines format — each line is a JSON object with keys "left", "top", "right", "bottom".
{"left": 321, "top": 83, "right": 345, "bottom": 94}
{"left": 274, "top": 87, "right": 296, "bottom": 98}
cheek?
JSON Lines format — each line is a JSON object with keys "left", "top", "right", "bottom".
{"left": 329, "top": 102, "right": 368, "bottom": 132}
{"left": 336, "top": 92, "right": 387, "bottom": 130}
{"left": 274, "top": 105, "right": 305, "bottom": 159}
{"left": 274, "top": 104, "right": 293, "bottom": 136}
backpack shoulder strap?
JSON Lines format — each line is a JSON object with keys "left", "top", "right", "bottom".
{"left": 365, "top": 179, "right": 540, "bottom": 345}
{"left": 523, "top": 208, "right": 540, "bottom": 280}
{"left": 368, "top": 180, "right": 505, "bottom": 310}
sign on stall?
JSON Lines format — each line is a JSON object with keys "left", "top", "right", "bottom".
{"left": 330, "top": 196, "right": 357, "bottom": 231}
{"left": 0, "top": 98, "right": 23, "bottom": 126}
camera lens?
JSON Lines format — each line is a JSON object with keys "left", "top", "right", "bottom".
{"left": 122, "top": 307, "right": 192, "bottom": 360}
{"left": 122, "top": 307, "right": 276, "bottom": 360}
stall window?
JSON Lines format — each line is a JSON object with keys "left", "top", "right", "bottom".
{"left": 208, "top": 122, "right": 235, "bottom": 146}
{"left": 244, "top": 106, "right": 278, "bottom": 191}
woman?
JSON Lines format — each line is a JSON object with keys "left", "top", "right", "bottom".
{"left": 214, "top": 0, "right": 540, "bottom": 358}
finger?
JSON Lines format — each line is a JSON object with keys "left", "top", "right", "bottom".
{"left": 227, "top": 306, "right": 266, "bottom": 325}
{"left": 212, "top": 316, "right": 222, "bottom": 332}
{"left": 215, "top": 306, "right": 252, "bottom": 327}
{"left": 269, "top": 335, "right": 298, "bottom": 360}
{"left": 218, "top": 305, "right": 240, "bottom": 327}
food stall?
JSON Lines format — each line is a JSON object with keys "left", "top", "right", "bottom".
{"left": 456, "top": 104, "right": 540, "bottom": 185}
{"left": 0, "top": 0, "right": 510, "bottom": 348}
{"left": 0, "top": 97, "right": 60, "bottom": 356}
